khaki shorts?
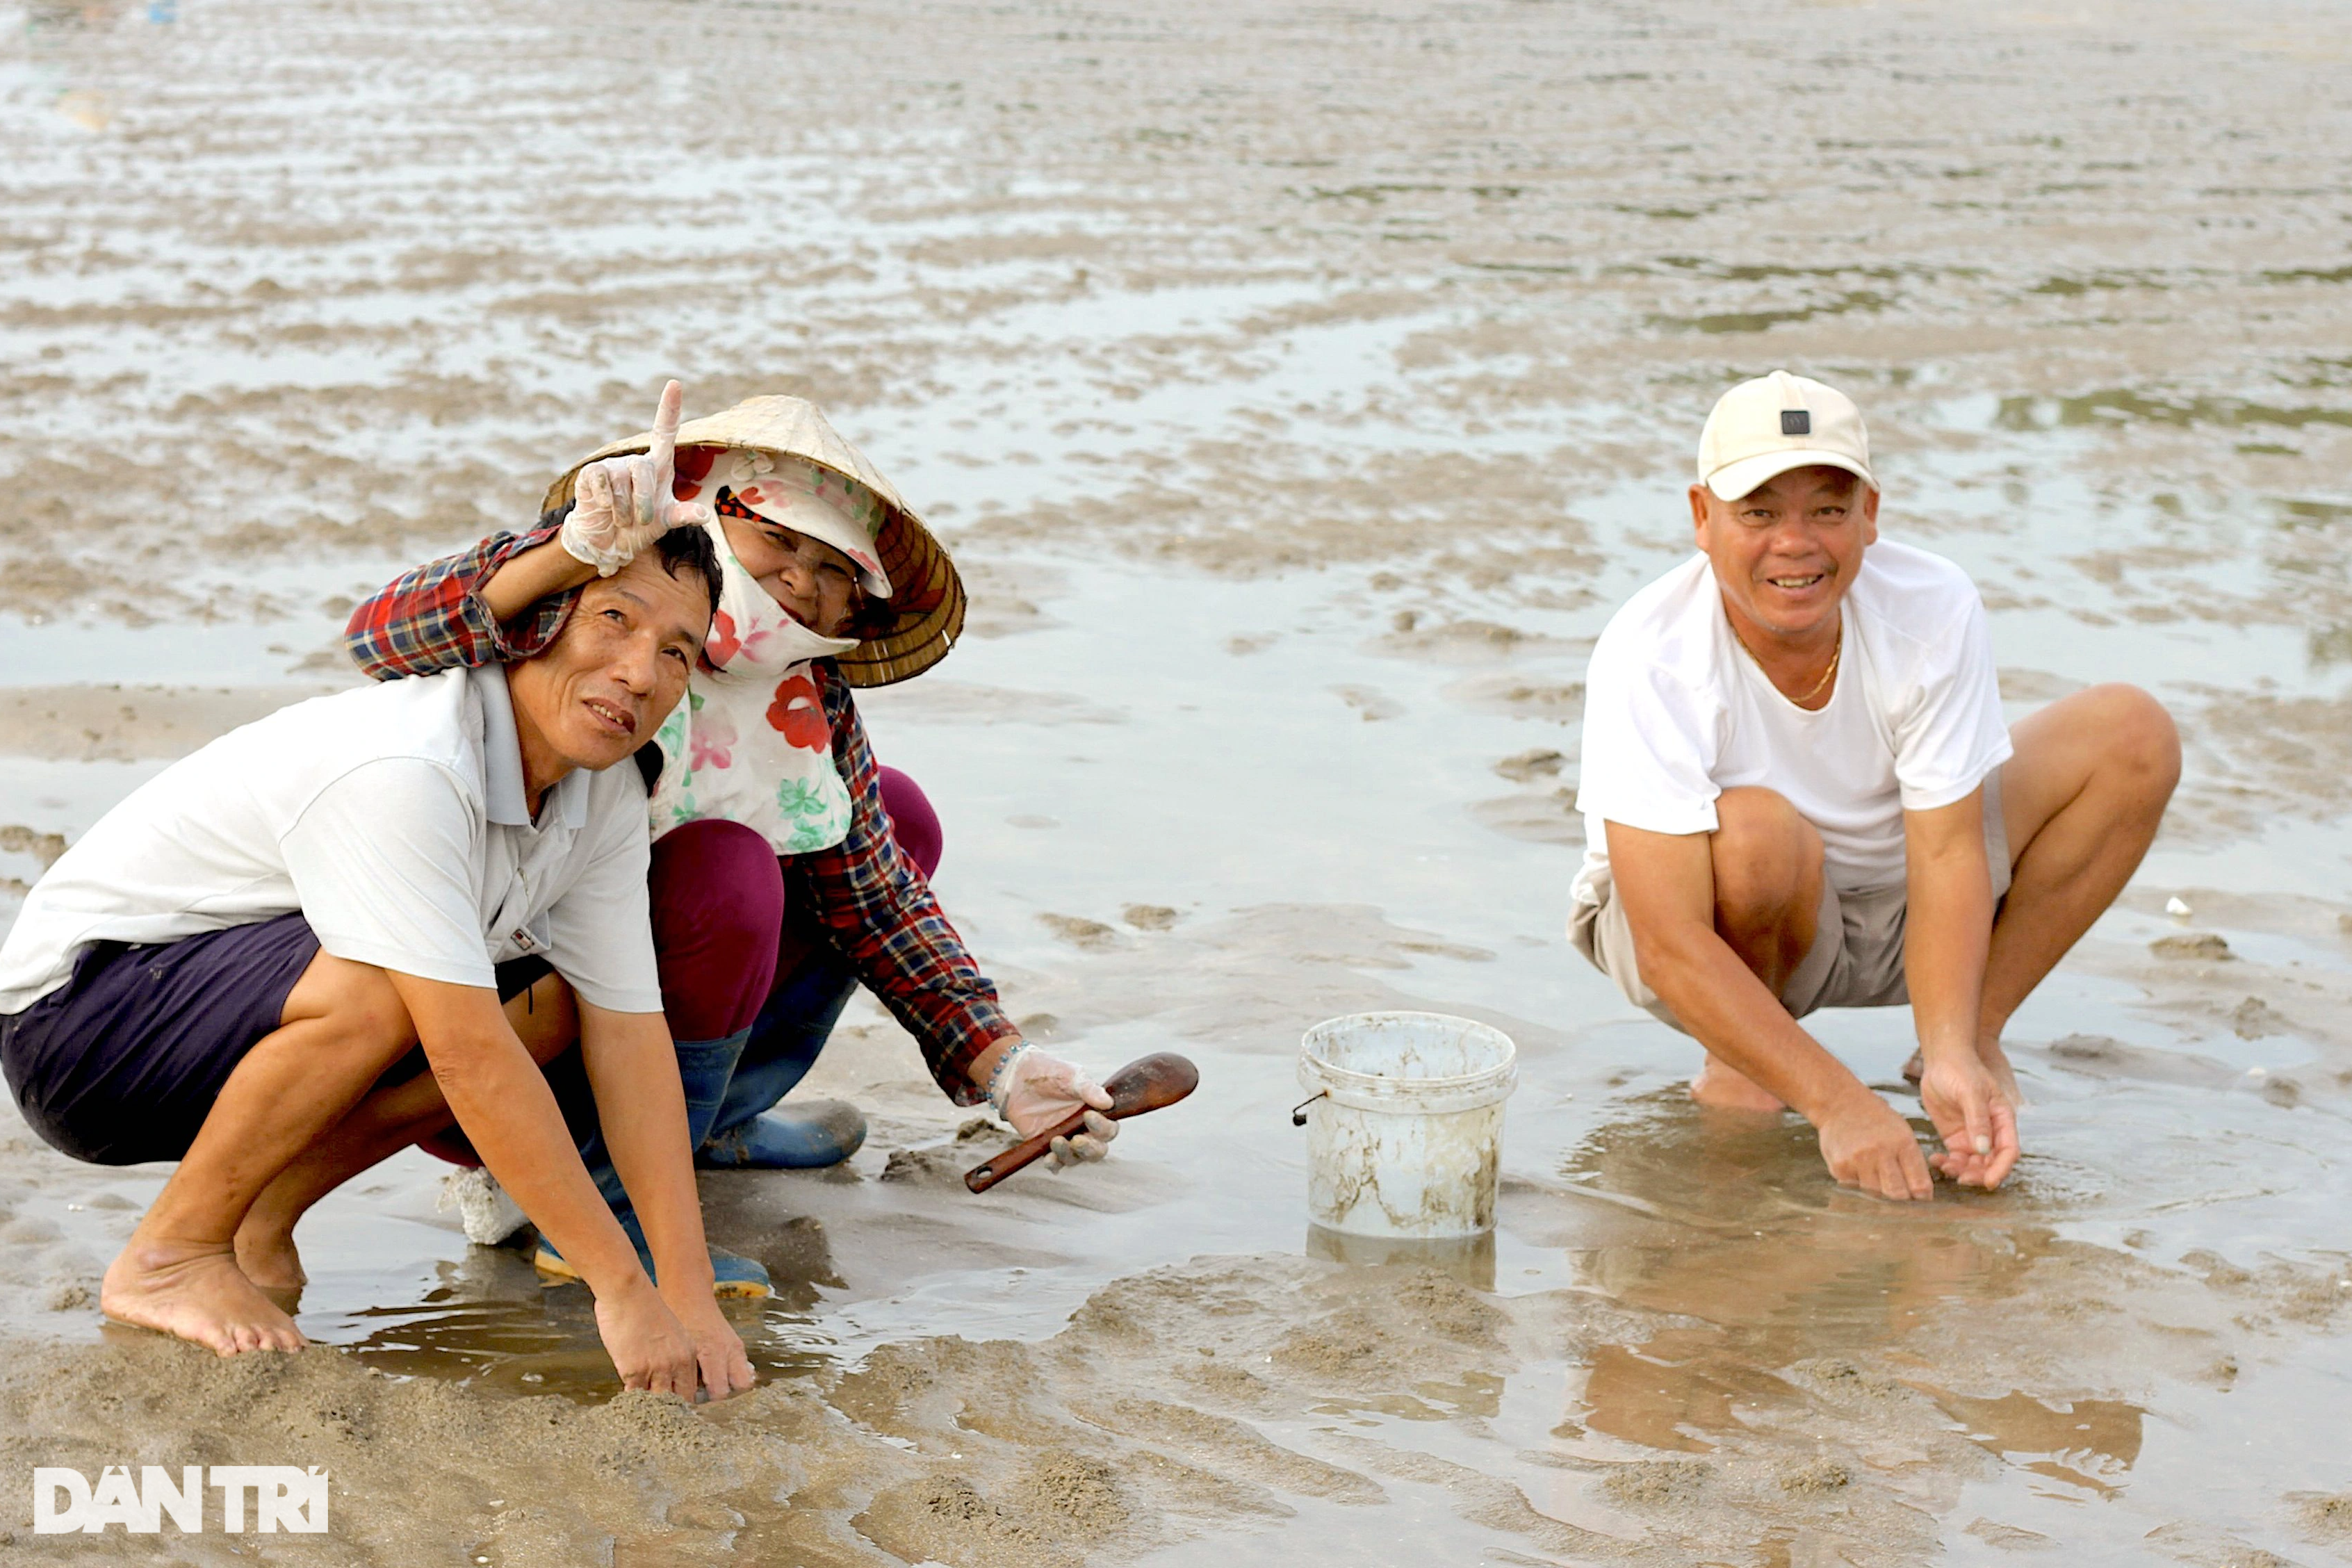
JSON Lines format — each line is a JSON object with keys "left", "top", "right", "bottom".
{"left": 1569, "top": 769, "right": 2011, "bottom": 1029}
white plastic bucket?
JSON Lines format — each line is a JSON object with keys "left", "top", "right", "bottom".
{"left": 1298, "top": 1011, "right": 1518, "bottom": 1239}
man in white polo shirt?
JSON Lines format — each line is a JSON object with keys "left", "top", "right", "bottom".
{"left": 1571, "top": 372, "right": 2178, "bottom": 1201}
{"left": 0, "top": 529, "right": 756, "bottom": 1400}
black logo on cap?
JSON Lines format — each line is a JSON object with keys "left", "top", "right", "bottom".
{"left": 1781, "top": 410, "right": 1811, "bottom": 436}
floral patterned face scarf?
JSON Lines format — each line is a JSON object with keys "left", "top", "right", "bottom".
{"left": 648, "top": 517, "right": 860, "bottom": 854}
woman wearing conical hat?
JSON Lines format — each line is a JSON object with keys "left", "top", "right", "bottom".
{"left": 343, "top": 383, "right": 1119, "bottom": 1298}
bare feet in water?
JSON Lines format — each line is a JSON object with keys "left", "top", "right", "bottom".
{"left": 1690, "top": 1053, "right": 1787, "bottom": 1113}
{"left": 102, "top": 1236, "right": 304, "bottom": 1356}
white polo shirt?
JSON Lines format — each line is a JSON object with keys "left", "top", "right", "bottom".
{"left": 0, "top": 665, "right": 663, "bottom": 1015}
{"left": 1573, "top": 540, "right": 2012, "bottom": 902}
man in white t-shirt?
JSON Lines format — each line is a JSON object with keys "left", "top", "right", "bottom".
{"left": 0, "top": 531, "right": 757, "bottom": 1400}
{"left": 1571, "top": 372, "right": 2178, "bottom": 1200}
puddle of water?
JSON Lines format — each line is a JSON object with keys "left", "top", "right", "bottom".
{"left": 335, "top": 1266, "right": 833, "bottom": 1405}
{"left": 1928, "top": 1387, "right": 2144, "bottom": 1498}
{"left": 1996, "top": 388, "right": 2352, "bottom": 435}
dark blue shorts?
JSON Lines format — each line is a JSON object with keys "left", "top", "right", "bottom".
{"left": 1, "top": 915, "right": 554, "bottom": 1168}
{"left": 2, "top": 913, "right": 322, "bottom": 1166}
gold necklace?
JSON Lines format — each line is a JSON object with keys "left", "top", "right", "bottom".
{"left": 1735, "top": 619, "right": 1842, "bottom": 708}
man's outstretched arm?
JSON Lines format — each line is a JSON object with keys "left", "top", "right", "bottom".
{"left": 1901, "top": 790, "right": 2018, "bottom": 1189}
{"left": 386, "top": 974, "right": 704, "bottom": 1396}
{"left": 575, "top": 1001, "right": 756, "bottom": 1399}
{"left": 1606, "top": 819, "right": 1935, "bottom": 1200}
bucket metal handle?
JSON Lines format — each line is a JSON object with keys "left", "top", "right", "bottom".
{"left": 1289, "top": 1090, "right": 1328, "bottom": 1127}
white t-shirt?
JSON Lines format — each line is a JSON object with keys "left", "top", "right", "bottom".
{"left": 1573, "top": 540, "right": 2011, "bottom": 904}
{"left": 0, "top": 665, "right": 663, "bottom": 1016}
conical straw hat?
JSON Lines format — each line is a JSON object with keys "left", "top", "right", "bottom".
{"left": 543, "top": 395, "right": 965, "bottom": 689}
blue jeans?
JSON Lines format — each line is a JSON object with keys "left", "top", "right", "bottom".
{"left": 704, "top": 943, "right": 862, "bottom": 1143}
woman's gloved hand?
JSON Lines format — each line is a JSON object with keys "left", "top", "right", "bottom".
{"left": 990, "top": 1045, "right": 1118, "bottom": 1168}
{"left": 561, "top": 379, "right": 714, "bottom": 575}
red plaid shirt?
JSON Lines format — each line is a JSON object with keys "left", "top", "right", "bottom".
{"left": 345, "top": 521, "right": 1015, "bottom": 1104}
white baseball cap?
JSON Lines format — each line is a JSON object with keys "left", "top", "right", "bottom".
{"left": 1696, "top": 370, "right": 1876, "bottom": 501}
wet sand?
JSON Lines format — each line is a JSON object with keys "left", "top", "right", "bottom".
{"left": 3, "top": 0, "right": 2351, "bottom": 1560}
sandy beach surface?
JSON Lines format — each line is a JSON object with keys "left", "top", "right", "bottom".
{"left": 3, "top": 0, "right": 2351, "bottom": 1560}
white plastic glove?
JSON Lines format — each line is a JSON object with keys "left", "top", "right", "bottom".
{"left": 991, "top": 1045, "right": 1118, "bottom": 1168}
{"left": 560, "top": 379, "right": 714, "bottom": 576}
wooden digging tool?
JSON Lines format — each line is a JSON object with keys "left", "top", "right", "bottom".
{"left": 963, "top": 1052, "right": 1200, "bottom": 1193}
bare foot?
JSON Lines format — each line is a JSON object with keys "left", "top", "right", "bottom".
{"left": 1902, "top": 1050, "right": 1925, "bottom": 1085}
{"left": 1690, "top": 1054, "right": 1786, "bottom": 1113}
{"left": 102, "top": 1237, "right": 305, "bottom": 1357}
{"left": 233, "top": 1216, "right": 308, "bottom": 1293}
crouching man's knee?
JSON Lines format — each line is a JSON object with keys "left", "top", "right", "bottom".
{"left": 1710, "top": 787, "right": 1824, "bottom": 928}
{"left": 1701, "top": 788, "right": 1825, "bottom": 991}
{"left": 277, "top": 952, "right": 418, "bottom": 1069}
{"left": 2085, "top": 683, "right": 2181, "bottom": 804}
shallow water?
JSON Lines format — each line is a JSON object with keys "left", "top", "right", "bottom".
{"left": 3, "top": 0, "right": 2350, "bottom": 1560}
